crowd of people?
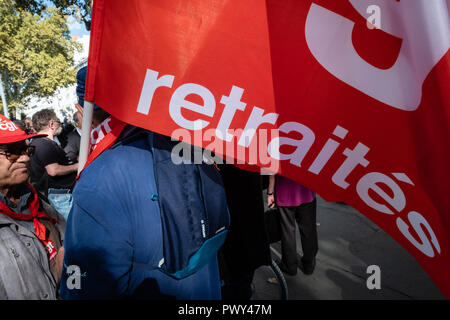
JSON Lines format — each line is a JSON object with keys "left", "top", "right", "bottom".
{"left": 0, "top": 66, "right": 318, "bottom": 300}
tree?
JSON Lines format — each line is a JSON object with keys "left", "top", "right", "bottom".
{"left": 0, "top": 1, "right": 81, "bottom": 116}
{"left": 14, "top": 0, "right": 92, "bottom": 31}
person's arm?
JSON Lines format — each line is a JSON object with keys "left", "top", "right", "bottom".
{"left": 64, "top": 133, "right": 80, "bottom": 164}
{"left": 35, "top": 139, "right": 78, "bottom": 176}
{"left": 45, "top": 162, "right": 78, "bottom": 177}
{"left": 267, "top": 175, "right": 276, "bottom": 208}
{"left": 64, "top": 150, "right": 77, "bottom": 164}
{"left": 64, "top": 143, "right": 78, "bottom": 164}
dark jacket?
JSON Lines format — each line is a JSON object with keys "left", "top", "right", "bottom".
{"left": 60, "top": 131, "right": 225, "bottom": 299}
{"left": 64, "top": 130, "right": 81, "bottom": 164}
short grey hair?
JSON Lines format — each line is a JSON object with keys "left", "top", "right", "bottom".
{"left": 32, "top": 109, "right": 57, "bottom": 132}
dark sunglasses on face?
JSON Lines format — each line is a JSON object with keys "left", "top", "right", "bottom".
{"left": 0, "top": 144, "right": 35, "bottom": 160}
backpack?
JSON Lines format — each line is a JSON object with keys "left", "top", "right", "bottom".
{"left": 115, "top": 130, "right": 230, "bottom": 279}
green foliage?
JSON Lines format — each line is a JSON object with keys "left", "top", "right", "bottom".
{"left": 13, "top": 0, "right": 92, "bottom": 30}
{"left": 0, "top": 0, "right": 81, "bottom": 114}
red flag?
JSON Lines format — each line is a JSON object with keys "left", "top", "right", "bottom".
{"left": 84, "top": 0, "right": 450, "bottom": 297}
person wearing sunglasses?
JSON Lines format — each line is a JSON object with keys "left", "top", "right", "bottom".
{"left": 0, "top": 114, "right": 66, "bottom": 299}
{"left": 29, "top": 109, "right": 78, "bottom": 220}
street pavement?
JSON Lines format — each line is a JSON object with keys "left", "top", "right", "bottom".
{"left": 251, "top": 195, "right": 445, "bottom": 300}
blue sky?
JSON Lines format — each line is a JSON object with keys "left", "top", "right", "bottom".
{"left": 66, "top": 15, "right": 90, "bottom": 64}
{"left": 43, "top": 0, "right": 89, "bottom": 37}
{"left": 67, "top": 16, "right": 90, "bottom": 38}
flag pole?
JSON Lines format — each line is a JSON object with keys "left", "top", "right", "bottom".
{"left": 78, "top": 100, "right": 94, "bottom": 174}
{"left": 0, "top": 76, "right": 10, "bottom": 119}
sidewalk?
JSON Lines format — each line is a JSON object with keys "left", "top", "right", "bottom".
{"left": 251, "top": 196, "right": 445, "bottom": 300}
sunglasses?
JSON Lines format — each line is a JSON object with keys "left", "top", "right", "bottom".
{"left": 0, "top": 144, "right": 35, "bottom": 160}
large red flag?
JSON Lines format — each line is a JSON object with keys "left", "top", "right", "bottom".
{"left": 84, "top": 0, "right": 450, "bottom": 297}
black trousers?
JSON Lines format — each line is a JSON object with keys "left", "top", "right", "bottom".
{"left": 279, "top": 199, "right": 318, "bottom": 272}
{"left": 218, "top": 164, "right": 271, "bottom": 300}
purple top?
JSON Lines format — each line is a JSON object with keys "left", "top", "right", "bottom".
{"left": 275, "top": 175, "right": 315, "bottom": 207}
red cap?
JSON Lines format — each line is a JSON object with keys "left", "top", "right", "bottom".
{"left": 0, "top": 114, "right": 46, "bottom": 144}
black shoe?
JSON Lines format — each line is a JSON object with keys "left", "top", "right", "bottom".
{"left": 276, "top": 260, "right": 297, "bottom": 276}
{"left": 300, "top": 258, "right": 316, "bottom": 275}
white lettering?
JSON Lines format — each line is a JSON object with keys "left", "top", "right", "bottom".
{"left": 238, "top": 107, "right": 278, "bottom": 147}
{"left": 66, "top": 265, "right": 81, "bottom": 290}
{"left": 0, "top": 121, "right": 18, "bottom": 131}
{"left": 137, "top": 69, "right": 174, "bottom": 115}
{"left": 136, "top": 67, "right": 442, "bottom": 259}
{"left": 268, "top": 121, "right": 315, "bottom": 167}
{"left": 216, "top": 85, "right": 247, "bottom": 141}
{"left": 356, "top": 172, "right": 406, "bottom": 215}
{"left": 178, "top": 304, "right": 212, "bottom": 317}
{"left": 396, "top": 211, "right": 441, "bottom": 258}
{"left": 366, "top": 265, "right": 381, "bottom": 289}
{"left": 332, "top": 142, "right": 370, "bottom": 189}
{"left": 366, "top": 5, "right": 381, "bottom": 29}
{"left": 169, "top": 83, "right": 215, "bottom": 130}
{"left": 203, "top": 128, "right": 224, "bottom": 165}
{"left": 305, "top": 1, "right": 450, "bottom": 111}
{"left": 171, "top": 128, "right": 193, "bottom": 165}
{"left": 309, "top": 125, "right": 348, "bottom": 174}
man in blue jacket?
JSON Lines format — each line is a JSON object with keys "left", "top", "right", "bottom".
{"left": 59, "top": 67, "right": 229, "bottom": 299}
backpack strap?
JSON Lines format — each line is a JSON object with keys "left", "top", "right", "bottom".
{"left": 147, "top": 132, "right": 230, "bottom": 279}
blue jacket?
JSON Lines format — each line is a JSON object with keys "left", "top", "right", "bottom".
{"left": 59, "top": 132, "right": 222, "bottom": 299}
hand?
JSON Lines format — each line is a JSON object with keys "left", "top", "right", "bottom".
{"left": 267, "top": 194, "right": 275, "bottom": 208}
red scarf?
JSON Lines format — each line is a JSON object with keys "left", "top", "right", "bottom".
{"left": 0, "top": 183, "right": 59, "bottom": 261}
{"left": 77, "top": 116, "right": 127, "bottom": 180}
